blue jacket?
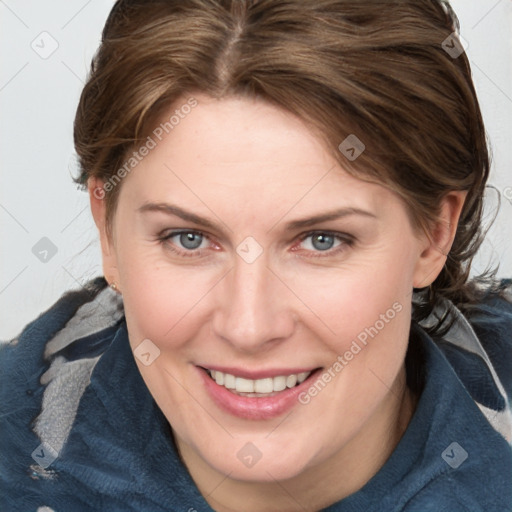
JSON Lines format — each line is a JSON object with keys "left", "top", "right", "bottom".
{"left": 1, "top": 277, "right": 511, "bottom": 511}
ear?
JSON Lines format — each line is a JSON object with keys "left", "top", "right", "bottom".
{"left": 88, "top": 177, "right": 120, "bottom": 290}
{"left": 413, "top": 190, "right": 468, "bottom": 288}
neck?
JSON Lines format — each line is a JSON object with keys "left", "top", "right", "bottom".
{"left": 175, "top": 365, "right": 417, "bottom": 512}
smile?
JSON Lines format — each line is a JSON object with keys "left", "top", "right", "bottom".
{"left": 206, "top": 368, "right": 312, "bottom": 397}
{"left": 198, "top": 366, "right": 323, "bottom": 420}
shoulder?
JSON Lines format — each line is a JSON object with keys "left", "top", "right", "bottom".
{"left": 0, "top": 277, "right": 113, "bottom": 426}
{"left": 462, "top": 278, "right": 512, "bottom": 341}
{"left": 400, "top": 280, "right": 512, "bottom": 511}
{"left": 0, "top": 277, "right": 124, "bottom": 510}
{"left": 0, "top": 276, "right": 117, "bottom": 405}
{"left": 463, "top": 279, "right": 512, "bottom": 396}
{"left": 404, "top": 452, "right": 512, "bottom": 511}
{"left": 417, "top": 278, "right": 512, "bottom": 441}
{"left": 399, "top": 324, "right": 512, "bottom": 512}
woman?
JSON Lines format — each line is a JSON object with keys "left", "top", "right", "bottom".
{"left": 1, "top": 0, "right": 511, "bottom": 510}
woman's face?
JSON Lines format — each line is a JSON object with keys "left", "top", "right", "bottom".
{"left": 95, "top": 93, "right": 434, "bottom": 483}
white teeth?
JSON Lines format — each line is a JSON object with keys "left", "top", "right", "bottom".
{"left": 207, "top": 369, "right": 313, "bottom": 395}
{"left": 286, "top": 374, "right": 297, "bottom": 388}
{"left": 273, "top": 376, "right": 287, "bottom": 392}
{"left": 235, "top": 377, "right": 255, "bottom": 393}
{"left": 224, "top": 373, "right": 236, "bottom": 389}
{"left": 254, "top": 378, "right": 273, "bottom": 394}
{"left": 297, "top": 372, "right": 309, "bottom": 384}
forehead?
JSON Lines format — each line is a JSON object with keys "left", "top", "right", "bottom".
{"left": 120, "top": 93, "right": 398, "bottom": 221}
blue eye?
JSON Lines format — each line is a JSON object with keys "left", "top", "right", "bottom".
{"left": 309, "top": 233, "right": 336, "bottom": 251}
{"left": 177, "top": 232, "right": 204, "bottom": 250}
{"left": 159, "top": 230, "right": 209, "bottom": 256}
{"left": 158, "top": 229, "right": 353, "bottom": 260}
{"left": 296, "top": 231, "right": 353, "bottom": 257}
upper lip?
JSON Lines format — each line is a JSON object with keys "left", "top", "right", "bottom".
{"left": 199, "top": 365, "right": 321, "bottom": 380}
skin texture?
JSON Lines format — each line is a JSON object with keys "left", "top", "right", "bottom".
{"left": 89, "top": 93, "right": 466, "bottom": 512}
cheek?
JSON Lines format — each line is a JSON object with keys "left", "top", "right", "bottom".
{"left": 115, "top": 242, "right": 218, "bottom": 345}
{"left": 285, "top": 250, "right": 415, "bottom": 355}
{"left": 290, "top": 259, "right": 414, "bottom": 445}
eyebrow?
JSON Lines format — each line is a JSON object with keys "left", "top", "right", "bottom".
{"left": 137, "top": 202, "right": 377, "bottom": 231}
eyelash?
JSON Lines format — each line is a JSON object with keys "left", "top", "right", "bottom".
{"left": 157, "top": 229, "right": 355, "bottom": 259}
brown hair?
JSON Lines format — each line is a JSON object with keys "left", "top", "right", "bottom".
{"left": 73, "top": 0, "right": 492, "bottom": 333}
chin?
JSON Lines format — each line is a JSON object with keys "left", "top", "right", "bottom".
{"left": 198, "top": 437, "right": 317, "bottom": 483}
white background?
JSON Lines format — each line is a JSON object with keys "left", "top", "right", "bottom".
{"left": 1, "top": 0, "right": 511, "bottom": 340}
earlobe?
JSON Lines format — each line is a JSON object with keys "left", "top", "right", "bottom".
{"left": 412, "top": 191, "right": 468, "bottom": 288}
{"left": 87, "top": 177, "right": 120, "bottom": 288}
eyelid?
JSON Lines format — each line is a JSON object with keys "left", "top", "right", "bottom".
{"left": 298, "top": 230, "right": 354, "bottom": 243}
{"left": 159, "top": 228, "right": 206, "bottom": 240}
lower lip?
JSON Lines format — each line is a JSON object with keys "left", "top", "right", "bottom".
{"left": 198, "top": 367, "right": 322, "bottom": 420}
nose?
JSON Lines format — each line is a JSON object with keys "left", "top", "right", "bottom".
{"left": 211, "top": 254, "right": 296, "bottom": 353}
